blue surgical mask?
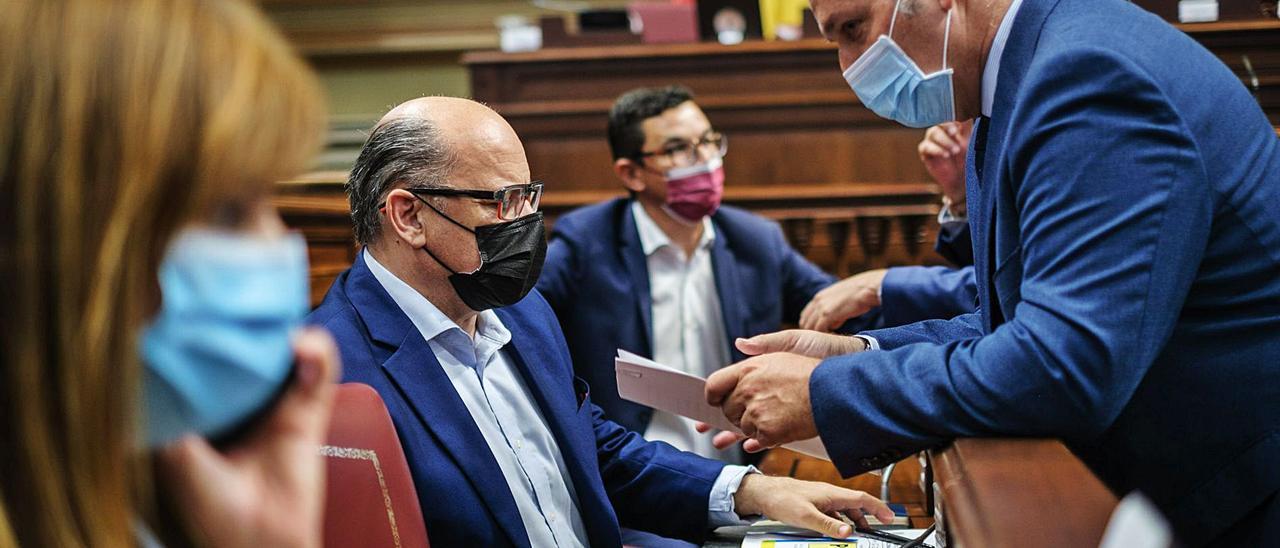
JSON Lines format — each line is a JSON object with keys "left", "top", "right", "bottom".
{"left": 141, "top": 228, "right": 310, "bottom": 448}
{"left": 843, "top": 0, "right": 955, "bottom": 128}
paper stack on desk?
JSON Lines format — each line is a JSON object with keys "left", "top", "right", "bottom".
{"left": 614, "top": 349, "right": 830, "bottom": 460}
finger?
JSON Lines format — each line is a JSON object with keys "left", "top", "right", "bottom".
{"left": 796, "top": 507, "right": 854, "bottom": 539}
{"left": 156, "top": 435, "right": 235, "bottom": 523}
{"left": 828, "top": 490, "right": 896, "bottom": 525}
{"left": 919, "top": 140, "right": 951, "bottom": 161}
{"left": 720, "top": 396, "right": 747, "bottom": 429}
{"left": 798, "top": 300, "right": 819, "bottom": 331}
{"left": 694, "top": 421, "right": 712, "bottom": 433}
{"left": 292, "top": 328, "right": 341, "bottom": 395}
{"left": 743, "top": 438, "right": 768, "bottom": 453}
{"left": 712, "top": 431, "right": 746, "bottom": 450}
{"left": 735, "top": 331, "right": 796, "bottom": 356}
{"left": 263, "top": 328, "right": 341, "bottom": 439}
{"left": 705, "top": 363, "right": 743, "bottom": 405}
{"left": 806, "top": 310, "right": 829, "bottom": 333}
{"left": 931, "top": 129, "right": 962, "bottom": 153}
{"left": 739, "top": 409, "right": 759, "bottom": 440}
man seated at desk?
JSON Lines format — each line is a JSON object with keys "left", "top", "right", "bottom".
{"left": 539, "top": 86, "right": 978, "bottom": 462}
{"left": 307, "top": 96, "right": 895, "bottom": 547}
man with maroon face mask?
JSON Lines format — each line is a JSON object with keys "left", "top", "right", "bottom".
{"left": 537, "top": 86, "right": 883, "bottom": 467}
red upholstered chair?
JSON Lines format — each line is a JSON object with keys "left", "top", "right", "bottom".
{"left": 322, "top": 383, "right": 429, "bottom": 548}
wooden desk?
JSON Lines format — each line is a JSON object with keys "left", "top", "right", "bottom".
{"left": 930, "top": 439, "right": 1118, "bottom": 548}
{"left": 757, "top": 440, "right": 1119, "bottom": 546}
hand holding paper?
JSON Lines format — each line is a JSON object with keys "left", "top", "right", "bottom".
{"left": 705, "top": 352, "right": 824, "bottom": 451}
{"left": 614, "top": 349, "right": 829, "bottom": 459}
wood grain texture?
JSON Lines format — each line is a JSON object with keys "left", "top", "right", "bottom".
{"left": 930, "top": 439, "right": 1118, "bottom": 548}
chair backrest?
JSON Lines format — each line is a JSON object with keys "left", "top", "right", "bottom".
{"left": 322, "top": 383, "right": 430, "bottom": 548}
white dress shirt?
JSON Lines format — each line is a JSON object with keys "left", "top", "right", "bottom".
{"left": 631, "top": 201, "right": 741, "bottom": 464}
{"left": 363, "top": 249, "right": 753, "bottom": 545}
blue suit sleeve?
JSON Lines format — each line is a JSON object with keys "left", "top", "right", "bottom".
{"left": 878, "top": 266, "right": 977, "bottom": 327}
{"left": 859, "top": 310, "right": 984, "bottom": 350}
{"left": 591, "top": 403, "right": 725, "bottom": 542}
{"left": 810, "top": 49, "right": 1211, "bottom": 476}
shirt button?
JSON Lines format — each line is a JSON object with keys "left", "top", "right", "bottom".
{"left": 515, "top": 440, "right": 523, "bottom": 450}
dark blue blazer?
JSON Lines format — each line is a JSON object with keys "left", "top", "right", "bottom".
{"left": 880, "top": 264, "right": 976, "bottom": 327}
{"left": 538, "top": 199, "right": 881, "bottom": 433}
{"left": 811, "top": 0, "right": 1280, "bottom": 543}
{"left": 308, "top": 254, "right": 726, "bottom": 547}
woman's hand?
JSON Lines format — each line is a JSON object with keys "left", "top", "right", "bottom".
{"left": 157, "top": 328, "right": 341, "bottom": 548}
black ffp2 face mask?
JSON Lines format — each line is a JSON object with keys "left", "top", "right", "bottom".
{"left": 419, "top": 200, "right": 546, "bottom": 311}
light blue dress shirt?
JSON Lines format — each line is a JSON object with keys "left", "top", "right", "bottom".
{"left": 363, "top": 250, "right": 753, "bottom": 546}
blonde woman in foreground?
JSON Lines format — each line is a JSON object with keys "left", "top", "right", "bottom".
{"left": 0, "top": 0, "right": 340, "bottom": 546}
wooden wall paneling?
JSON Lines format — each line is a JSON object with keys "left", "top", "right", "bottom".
{"left": 276, "top": 175, "right": 949, "bottom": 306}
{"left": 464, "top": 40, "right": 944, "bottom": 284}
{"left": 1181, "top": 20, "right": 1280, "bottom": 125}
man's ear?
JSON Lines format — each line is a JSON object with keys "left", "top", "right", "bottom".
{"left": 383, "top": 189, "right": 429, "bottom": 248}
{"left": 614, "top": 158, "right": 647, "bottom": 194}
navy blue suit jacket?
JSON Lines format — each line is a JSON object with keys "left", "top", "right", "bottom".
{"left": 538, "top": 199, "right": 881, "bottom": 433}
{"left": 308, "top": 254, "right": 726, "bottom": 547}
{"left": 880, "top": 222, "right": 977, "bottom": 325}
{"left": 812, "top": 0, "right": 1280, "bottom": 543}
{"left": 880, "top": 264, "right": 976, "bottom": 327}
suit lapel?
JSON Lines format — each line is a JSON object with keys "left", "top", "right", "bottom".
{"left": 619, "top": 203, "right": 654, "bottom": 353}
{"left": 345, "top": 255, "right": 530, "bottom": 548}
{"left": 709, "top": 219, "right": 746, "bottom": 360}
{"left": 967, "top": 117, "right": 995, "bottom": 332}
{"left": 497, "top": 307, "right": 622, "bottom": 547}
{"left": 975, "top": 0, "right": 1059, "bottom": 330}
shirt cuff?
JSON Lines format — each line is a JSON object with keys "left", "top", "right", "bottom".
{"left": 938, "top": 198, "right": 968, "bottom": 224}
{"left": 856, "top": 335, "right": 881, "bottom": 351}
{"left": 707, "top": 464, "right": 760, "bottom": 526}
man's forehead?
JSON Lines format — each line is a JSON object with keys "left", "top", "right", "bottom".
{"left": 813, "top": 0, "right": 872, "bottom": 37}
{"left": 446, "top": 143, "right": 529, "bottom": 190}
{"left": 640, "top": 102, "right": 711, "bottom": 141}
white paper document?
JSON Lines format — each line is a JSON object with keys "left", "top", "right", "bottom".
{"left": 614, "top": 349, "right": 830, "bottom": 460}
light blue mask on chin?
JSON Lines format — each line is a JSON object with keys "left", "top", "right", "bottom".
{"left": 843, "top": 0, "right": 955, "bottom": 128}
{"left": 141, "top": 228, "right": 310, "bottom": 448}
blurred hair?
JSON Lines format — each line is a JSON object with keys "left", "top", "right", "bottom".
{"left": 0, "top": 0, "right": 326, "bottom": 545}
{"left": 606, "top": 85, "right": 695, "bottom": 161}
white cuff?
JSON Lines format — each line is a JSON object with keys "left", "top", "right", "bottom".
{"left": 939, "top": 197, "right": 968, "bottom": 224}
{"left": 855, "top": 335, "right": 881, "bottom": 351}
{"left": 708, "top": 465, "right": 760, "bottom": 526}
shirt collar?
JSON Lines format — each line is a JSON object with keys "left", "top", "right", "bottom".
{"left": 630, "top": 199, "right": 716, "bottom": 257}
{"left": 363, "top": 248, "right": 511, "bottom": 359}
{"left": 982, "top": 0, "right": 1024, "bottom": 118}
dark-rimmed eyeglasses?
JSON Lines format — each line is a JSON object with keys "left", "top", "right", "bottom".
{"left": 407, "top": 182, "right": 543, "bottom": 221}
{"left": 637, "top": 132, "right": 727, "bottom": 168}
